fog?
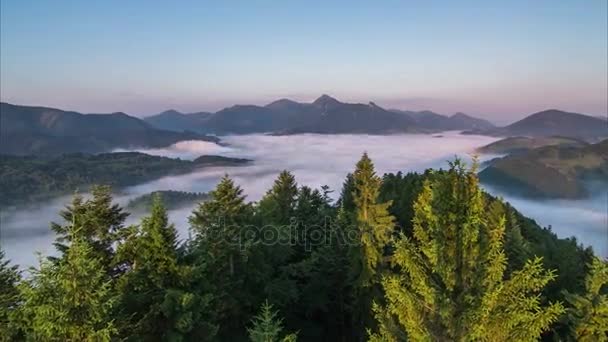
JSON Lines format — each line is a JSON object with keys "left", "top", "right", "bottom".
{"left": 2, "top": 132, "right": 606, "bottom": 269}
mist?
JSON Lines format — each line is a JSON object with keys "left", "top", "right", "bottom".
{"left": 2, "top": 132, "right": 606, "bottom": 269}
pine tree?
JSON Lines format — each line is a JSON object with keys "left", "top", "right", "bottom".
{"left": 371, "top": 159, "right": 564, "bottom": 341}
{"left": 18, "top": 223, "right": 116, "bottom": 341}
{"left": 255, "top": 171, "right": 300, "bottom": 308}
{"left": 564, "top": 257, "right": 608, "bottom": 341}
{"left": 258, "top": 170, "right": 298, "bottom": 226}
{"left": 349, "top": 153, "right": 395, "bottom": 340}
{"left": 116, "top": 195, "right": 217, "bottom": 340}
{"left": 51, "top": 185, "right": 128, "bottom": 276}
{"left": 351, "top": 153, "right": 395, "bottom": 288}
{"left": 248, "top": 300, "right": 297, "bottom": 342}
{"left": 0, "top": 249, "right": 20, "bottom": 341}
{"left": 189, "top": 175, "right": 255, "bottom": 337}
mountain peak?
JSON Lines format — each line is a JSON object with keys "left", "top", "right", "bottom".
{"left": 265, "top": 98, "right": 300, "bottom": 108}
{"left": 160, "top": 109, "right": 183, "bottom": 116}
{"left": 451, "top": 112, "right": 471, "bottom": 119}
{"left": 313, "top": 94, "right": 340, "bottom": 106}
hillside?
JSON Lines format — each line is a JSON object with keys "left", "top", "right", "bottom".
{"left": 126, "top": 190, "right": 209, "bottom": 212}
{"left": 144, "top": 95, "right": 493, "bottom": 135}
{"left": 0, "top": 102, "right": 219, "bottom": 155}
{"left": 477, "top": 136, "right": 588, "bottom": 155}
{"left": 392, "top": 109, "right": 495, "bottom": 131}
{"left": 0, "top": 152, "right": 250, "bottom": 207}
{"left": 472, "top": 109, "right": 608, "bottom": 142}
{"left": 143, "top": 109, "right": 212, "bottom": 133}
{"left": 479, "top": 139, "right": 608, "bottom": 198}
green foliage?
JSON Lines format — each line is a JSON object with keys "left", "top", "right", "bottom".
{"left": 189, "top": 175, "right": 256, "bottom": 338}
{"left": 349, "top": 153, "right": 396, "bottom": 339}
{"left": 351, "top": 152, "right": 395, "bottom": 287}
{"left": 564, "top": 257, "right": 608, "bottom": 341}
{"left": 248, "top": 300, "right": 297, "bottom": 342}
{"left": 0, "top": 249, "right": 20, "bottom": 341}
{"left": 17, "top": 232, "right": 116, "bottom": 340}
{"left": 126, "top": 190, "right": 209, "bottom": 212}
{"left": 116, "top": 195, "right": 218, "bottom": 340}
{"left": 3, "top": 157, "right": 603, "bottom": 341}
{"left": 51, "top": 185, "right": 128, "bottom": 277}
{"left": 0, "top": 152, "right": 248, "bottom": 207}
{"left": 371, "top": 159, "right": 564, "bottom": 341}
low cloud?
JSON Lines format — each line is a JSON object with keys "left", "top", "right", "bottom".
{"left": 2, "top": 132, "right": 606, "bottom": 269}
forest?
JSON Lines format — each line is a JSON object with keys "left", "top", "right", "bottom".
{"left": 0, "top": 153, "right": 248, "bottom": 207}
{"left": 0, "top": 155, "right": 606, "bottom": 341}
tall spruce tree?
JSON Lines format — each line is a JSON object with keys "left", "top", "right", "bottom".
{"left": 18, "top": 219, "right": 116, "bottom": 341}
{"left": 0, "top": 249, "right": 20, "bottom": 340}
{"left": 349, "top": 153, "right": 395, "bottom": 340}
{"left": 351, "top": 153, "right": 395, "bottom": 288}
{"left": 51, "top": 185, "right": 128, "bottom": 276}
{"left": 258, "top": 170, "right": 299, "bottom": 226}
{"left": 370, "top": 159, "right": 564, "bottom": 341}
{"left": 189, "top": 175, "right": 255, "bottom": 337}
{"left": 564, "top": 257, "right": 608, "bottom": 341}
{"left": 116, "top": 195, "right": 217, "bottom": 340}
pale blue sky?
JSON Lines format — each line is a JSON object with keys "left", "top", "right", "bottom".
{"left": 1, "top": 0, "right": 606, "bottom": 122}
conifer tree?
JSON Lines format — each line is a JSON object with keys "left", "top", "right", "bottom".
{"left": 51, "top": 185, "right": 128, "bottom": 276}
{"left": 351, "top": 153, "right": 395, "bottom": 288}
{"left": 248, "top": 300, "right": 297, "bottom": 342}
{"left": 349, "top": 153, "right": 395, "bottom": 340}
{"left": 371, "top": 159, "right": 564, "bottom": 341}
{"left": 564, "top": 257, "right": 608, "bottom": 341}
{"left": 0, "top": 249, "right": 20, "bottom": 340}
{"left": 189, "top": 175, "right": 255, "bottom": 336}
{"left": 256, "top": 171, "right": 300, "bottom": 307}
{"left": 259, "top": 170, "right": 298, "bottom": 226}
{"left": 18, "top": 222, "right": 116, "bottom": 341}
{"left": 116, "top": 195, "right": 217, "bottom": 340}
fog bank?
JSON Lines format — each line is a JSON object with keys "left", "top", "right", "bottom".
{"left": 2, "top": 132, "right": 606, "bottom": 268}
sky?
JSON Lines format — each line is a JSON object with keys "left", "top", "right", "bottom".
{"left": 1, "top": 0, "right": 607, "bottom": 123}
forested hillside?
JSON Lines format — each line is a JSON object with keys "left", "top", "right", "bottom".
{"left": 0, "top": 158, "right": 605, "bottom": 341}
{"left": 0, "top": 153, "right": 249, "bottom": 207}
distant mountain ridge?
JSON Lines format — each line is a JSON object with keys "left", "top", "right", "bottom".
{"left": 466, "top": 109, "right": 607, "bottom": 142}
{"left": 144, "top": 95, "right": 495, "bottom": 135}
{"left": 0, "top": 102, "right": 219, "bottom": 155}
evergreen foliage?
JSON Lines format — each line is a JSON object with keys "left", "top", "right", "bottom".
{"left": 17, "top": 225, "right": 116, "bottom": 340}
{"left": 0, "top": 249, "right": 20, "bottom": 341}
{"left": 370, "top": 159, "right": 564, "bottom": 341}
{"left": 116, "top": 195, "right": 217, "bottom": 340}
{"left": 564, "top": 257, "right": 608, "bottom": 341}
{"left": 2, "top": 157, "right": 603, "bottom": 341}
{"left": 248, "top": 300, "right": 297, "bottom": 342}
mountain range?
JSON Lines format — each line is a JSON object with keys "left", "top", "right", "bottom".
{"left": 144, "top": 95, "right": 496, "bottom": 135}
{"left": 2, "top": 96, "right": 606, "bottom": 156}
{"left": 0, "top": 102, "right": 218, "bottom": 155}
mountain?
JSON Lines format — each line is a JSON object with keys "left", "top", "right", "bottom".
{"left": 279, "top": 96, "right": 418, "bottom": 134}
{"left": 391, "top": 109, "right": 495, "bottom": 131}
{"left": 477, "top": 136, "right": 588, "bottom": 155}
{"left": 144, "top": 95, "right": 494, "bottom": 135}
{"left": 479, "top": 139, "right": 608, "bottom": 198}
{"left": 0, "top": 102, "right": 219, "bottom": 155}
{"left": 144, "top": 109, "right": 212, "bottom": 133}
{"left": 448, "top": 112, "right": 495, "bottom": 130}
{"left": 475, "top": 109, "right": 608, "bottom": 142}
